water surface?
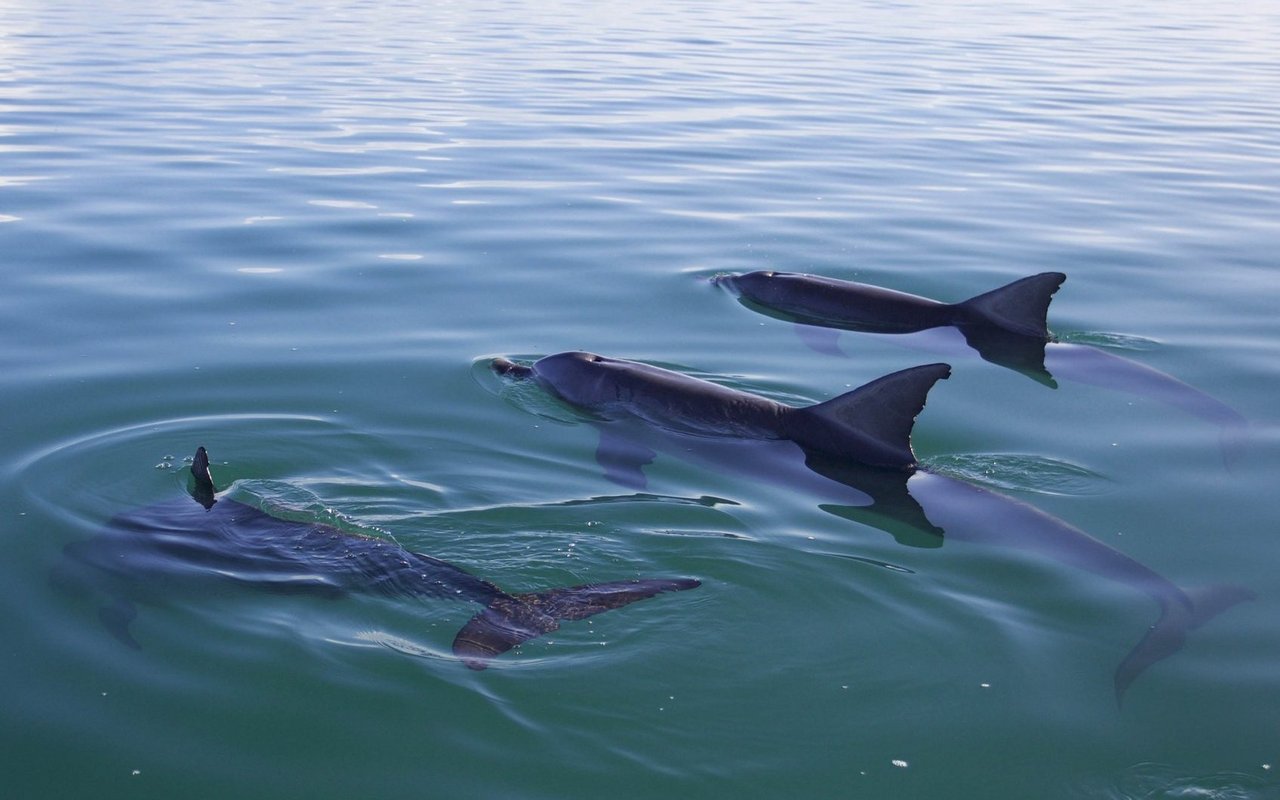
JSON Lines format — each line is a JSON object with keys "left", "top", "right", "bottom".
{"left": 2, "top": 1, "right": 1279, "bottom": 797}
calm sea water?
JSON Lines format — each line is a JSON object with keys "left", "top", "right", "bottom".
{"left": 3, "top": 1, "right": 1279, "bottom": 797}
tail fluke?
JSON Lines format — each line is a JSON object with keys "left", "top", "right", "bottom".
{"left": 955, "top": 272, "right": 1065, "bottom": 339}
{"left": 1114, "top": 583, "right": 1254, "bottom": 705}
{"left": 786, "top": 363, "right": 952, "bottom": 469}
{"left": 451, "top": 578, "right": 701, "bottom": 669}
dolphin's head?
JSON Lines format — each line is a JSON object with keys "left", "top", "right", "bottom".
{"left": 527, "top": 351, "right": 621, "bottom": 408}
{"left": 714, "top": 271, "right": 802, "bottom": 303}
{"left": 492, "top": 351, "right": 626, "bottom": 410}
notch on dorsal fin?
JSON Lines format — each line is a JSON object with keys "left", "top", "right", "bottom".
{"left": 955, "top": 272, "right": 1065, "bottom": 339}
{"left": 786, "top": 363, "right": 951, "bottom": 469}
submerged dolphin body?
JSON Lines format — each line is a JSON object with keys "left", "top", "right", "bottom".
{"left": 54, "top": 447, "right": 699, "bottom": 670}
{"left": 715, "top": 271, "right": 1248, "bottom": 466}
{"left": 493, "top": 352, "right": 1252, "bottom": 701}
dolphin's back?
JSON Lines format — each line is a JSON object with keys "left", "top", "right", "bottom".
{"left": 60, "top": 477, "right": 700, "bottom": 670}
{"left": 724, "top": 271, "right": 954, "bottom": 332}
{"left": 722, "top": 271, "right": 1065, "bottom": 340}
{"left": 533, "top": 351, "right": 788, "bottom": 438}
{"left": 76, "top": 497, "right": 502, "bottom": 603}
{"left": 521, "top": 353, "right": 953, "bottom": 471}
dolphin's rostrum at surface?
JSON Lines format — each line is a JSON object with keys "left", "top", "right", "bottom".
{"left": 493, "top": 352, "right": 1252, "bottom": 701}
{"left": 55, "top": 447, "right": 700, "bottom": 670}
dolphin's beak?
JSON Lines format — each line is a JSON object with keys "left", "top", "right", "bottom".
{"left": 491, "top": 357, "right": 533, "bottom": 379}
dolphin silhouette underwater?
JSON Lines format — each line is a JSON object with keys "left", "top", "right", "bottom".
{"left": 714, "top": 270, "right": 1247, "bottom": 467}
{"left": 53, "top": 447, "right": 700, "bottom": 670}
{"left": 491, "top": 352, "right": 1252, "bottom": 701}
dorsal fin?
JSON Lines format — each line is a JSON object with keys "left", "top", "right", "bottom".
{"left": 191, "top": 446, "right": 214, "bottom": 489}
{"left": 786, "top": 363, "right": 951, "bottom": 469}
{"left": 956, "top": 272, "right": 1065, "bottom": 339}
{"left": 190, "top": 446, "right": 217, "bottom": 510}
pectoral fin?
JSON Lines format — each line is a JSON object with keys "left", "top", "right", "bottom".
{"left": 595, "top": 429, "right": 657, "bottom": 489}
{"left": 794, "top": 324, "right": 845, "bottom": 356}
{"left": 99, "top": 597, "right": 141, "bottom": 650}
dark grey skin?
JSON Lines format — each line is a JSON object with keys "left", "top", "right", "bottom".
{"left": 716, "top": 270, "right": 1248, "bottom": 467}
{"left": 494, "top": 351, "right": 951, "bottom": 471}
{"left": 719, "top": 270, "right": 1063, "bottom": 338}
{"left": 716, "top": 270, "right": 1063, "bottom": 380}
{"left": 493, "top": 353, "right": 1252, "bottom": 702}
{"left": 53, "top": 447, "right": 699, "bottom": 670}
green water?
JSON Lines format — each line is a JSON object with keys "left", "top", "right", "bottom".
{"left": 2, "top": 1, "right": 1278, "bottom": 797}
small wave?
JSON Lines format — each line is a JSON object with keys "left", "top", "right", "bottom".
{"left": 1056, "top": 331, "right": 1160, "bottom": 351}
{"left": 545, "top": 492, "right": 739, "bottom": 509}
{"left": 224, "top": 479, "right": 396, "bottom": 541}
{"left": 15, "top": 412, "right": 364, "bottom": 534}
{"left": 829, "top": 553, "right": 917, "bottom": 574}
{"left": 1086, "top": 762, "right": 1280, "bottom": 800}
{"left": 354, "top": 630, "right": 445, "bottom": 661}
{"left": 923, "top": 453, "right": 1114, "bottom": 497}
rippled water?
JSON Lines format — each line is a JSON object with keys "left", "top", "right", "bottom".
{"left": 3, "top": 1, "right": 1279, "bottom": 797}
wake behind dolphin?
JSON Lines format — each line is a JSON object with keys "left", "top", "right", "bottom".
{"left": 714, "top": 270, "right": 1248, "bottom": 467}
{"left": 53, "top": 447, "right": 700, "bottom": 670}
{"left": 492, "top": 352, "right": 1252, "bottom": 701}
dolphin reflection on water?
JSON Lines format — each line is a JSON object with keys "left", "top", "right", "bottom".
{"left": 492, "top": 351, "right": 1252, "bottom": 702}
{"left": 714, "top": 271, "right": 1248, "bottom": 468}
{"left": 53, "top": 447, "right": 700, "bottom": 670}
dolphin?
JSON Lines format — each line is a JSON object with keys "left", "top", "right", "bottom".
{"left": 53, "top": 446, "right": 700, "bottom": 670}
{"left": 492, "top": 352, "right": 948, "bottom": 471}
{"left": 492, "top": 352, "right": 1252, "bottom": 701}
{"left": 714, "top": 270, "right": 1248, "bottom": 467}
{"left": 715, "top": 270, "right": 1065, "bottom": 375}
